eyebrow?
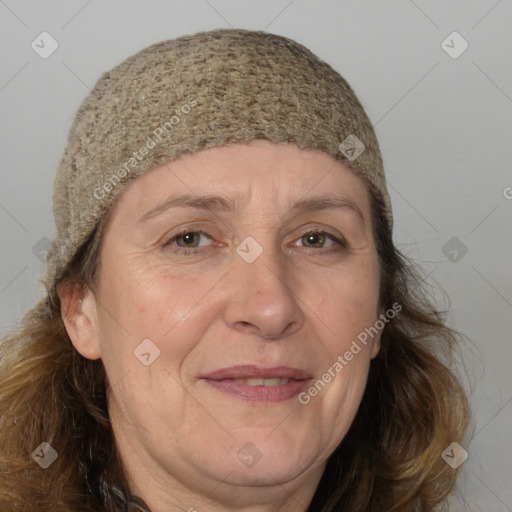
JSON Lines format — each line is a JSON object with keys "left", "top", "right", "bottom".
{"left": 138, "top": 192, "right": 365, "bottom": 226}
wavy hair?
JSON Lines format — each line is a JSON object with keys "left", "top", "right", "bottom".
{"left": 0, "top": 187, "right": 471, "bottom": 511}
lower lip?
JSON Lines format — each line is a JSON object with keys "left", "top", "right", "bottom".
{"left": 202, "top": 378, "right": 312, "bottom": 403}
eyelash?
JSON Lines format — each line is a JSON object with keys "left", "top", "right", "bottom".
{"left": 162, "top": 228, "right": 346, "bottom": 256}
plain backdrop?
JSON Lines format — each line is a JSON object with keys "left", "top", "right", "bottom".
{"left": 1, "top": 1, "right": 511, "bottom": 510}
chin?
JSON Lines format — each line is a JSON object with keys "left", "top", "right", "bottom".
{"left": 222, "top": 459, "right": 310, "bottom": 487}
{"left": 204, "top": 435, "right": 318, "bottom": 486}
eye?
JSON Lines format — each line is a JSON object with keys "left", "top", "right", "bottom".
{"left": 162, "top": 228, "right": 346, "bottom": 257}
{"left": 293, "top": 230, "right": 346, "bottom": 254}
{"left": 163, "top": 229, "right": 214, "bottom": 255}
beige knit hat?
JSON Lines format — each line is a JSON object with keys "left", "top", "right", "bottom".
{"left": 41, "top": 28, "right": 392, "bottom": 295}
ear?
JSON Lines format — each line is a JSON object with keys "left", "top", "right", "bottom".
{"left": 370, "top": 332, "right": 381, "bottom": 359}
{"left": 58, "top": 280, "right": 101, "bottom": 360}
{"left": 370, "top": 308, "right": 386, "bottom": 359}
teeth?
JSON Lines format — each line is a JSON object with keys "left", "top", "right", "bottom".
{"left": 235, "top": 378, "right": 289, "bottom": 386}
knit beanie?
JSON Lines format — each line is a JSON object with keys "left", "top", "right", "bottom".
{"left": 41, "top": 28, "right": 392, "bottom": 297}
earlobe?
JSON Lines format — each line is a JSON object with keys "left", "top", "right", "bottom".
{"left": 370, "top": 308, "right": 386, "bottom": 359}
{"left": 370, "top": 335, "right": 381, "bottom": 359}
{"left": 58, "top": 281, "right": 102, "bottom": 360}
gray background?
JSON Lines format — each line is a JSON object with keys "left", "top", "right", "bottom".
{"left": 1, "top": 1, "right": 511, "bottom": 510}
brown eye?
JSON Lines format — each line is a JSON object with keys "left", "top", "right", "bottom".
{"left": 163, "top": 230, "right": 214, "bottom": 255}
{"left": 302, "top": 232, "right": 328, "bottom": 248}
{"left": 295, "top": 230, "right": 345, "bottom": 253}
{"left": 174, "top": 231, "right": 201, "bottom": 248}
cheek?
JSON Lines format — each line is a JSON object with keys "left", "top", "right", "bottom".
{"left": 98, "top": 258, "right": 186, "bottom": 330}
{"left": 317, "top": 263, "right": 380, "bottom": 342}
{"left": 304, "top": 271, "right": 379, "bottom": 434}
{"left": 95, "top": 261, "right": 218, "bottom": 373}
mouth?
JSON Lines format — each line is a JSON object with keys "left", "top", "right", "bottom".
{"left": 200, "top": 365, "right": 313, "bottom": 403}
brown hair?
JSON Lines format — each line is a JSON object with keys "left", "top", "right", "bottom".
{"left": 0, "top": 189, "right": 471, "bottom": 511}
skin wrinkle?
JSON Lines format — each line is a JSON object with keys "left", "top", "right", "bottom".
{"left": 136, "top": 191, "right": 366, "bottom": 229}
{"left": 60, "top": 139, "right": 383, "bottom": 512}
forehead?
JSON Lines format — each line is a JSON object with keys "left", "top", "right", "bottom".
{"left": 108, "top": 140, "right": 372, "bottom": 223}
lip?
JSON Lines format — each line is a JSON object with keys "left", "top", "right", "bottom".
{"left": 200, "top": 365, "right": 313, "bottom": 403}
{"left": 201, "top": 365, "right": 312, "bottom": 380}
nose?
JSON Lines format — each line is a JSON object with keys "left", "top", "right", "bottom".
{"left": 224, "top": 243, "right": 305, "bottom": 340}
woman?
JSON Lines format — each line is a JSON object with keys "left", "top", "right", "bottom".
{"left": 0, "top": 28, "right": 470, "bottom": 511}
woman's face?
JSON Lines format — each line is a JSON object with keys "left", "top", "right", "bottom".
{"left": 64, "top": 139, "right": 382, "bottom": 508}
